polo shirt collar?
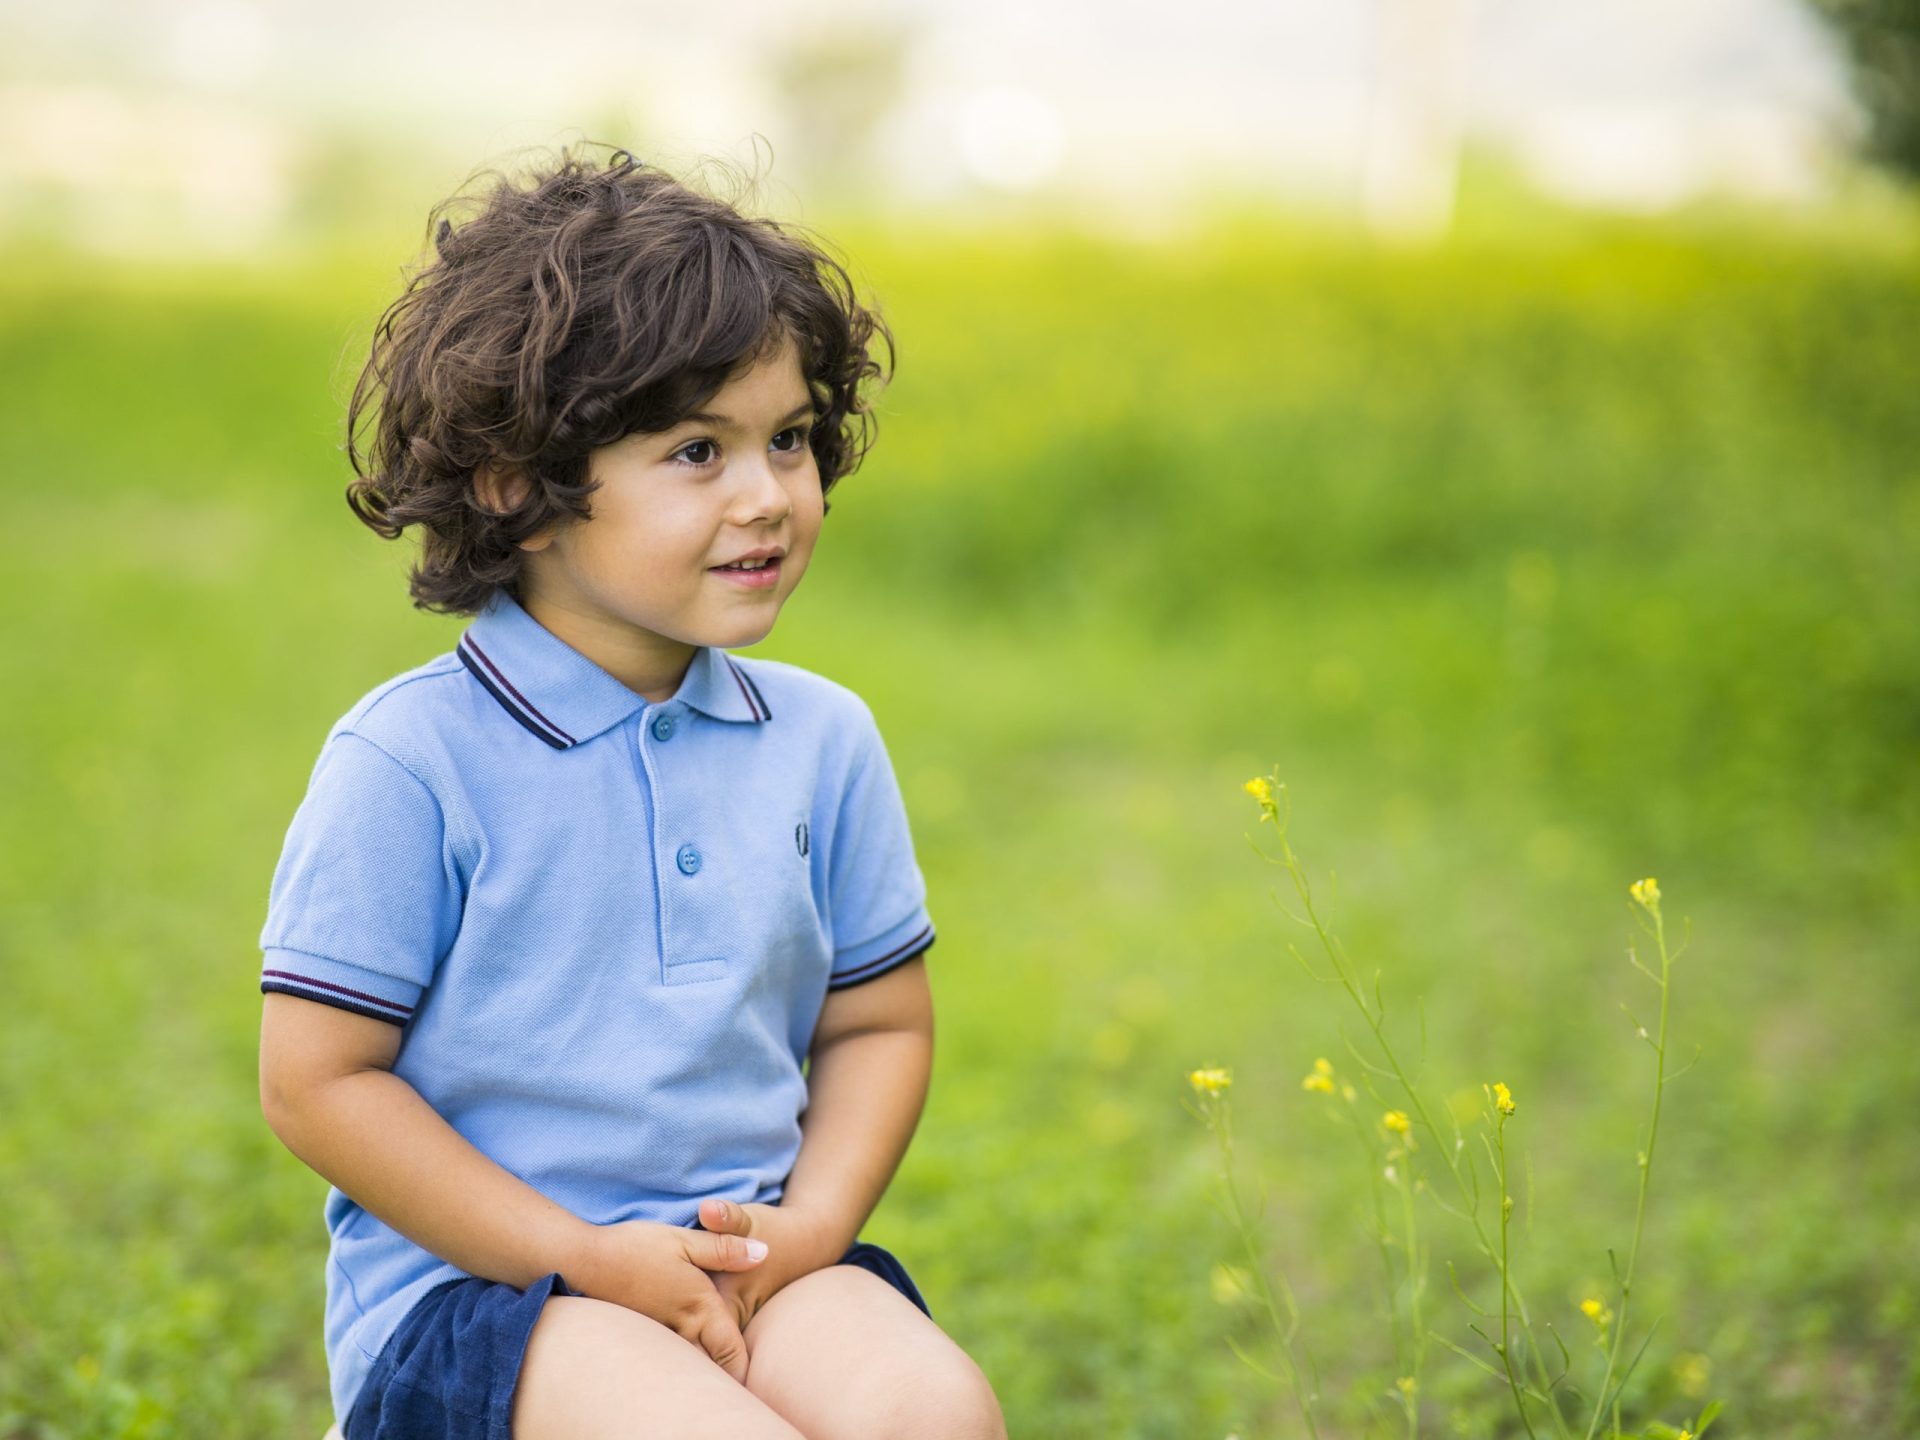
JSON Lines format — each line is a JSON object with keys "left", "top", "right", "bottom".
{"left": 458, "top": 590, "right": 771, "bottom": 750}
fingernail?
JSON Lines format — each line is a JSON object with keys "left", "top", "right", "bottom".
{"left": 745, "top": 1239, "right": 769, "bottom": 1261}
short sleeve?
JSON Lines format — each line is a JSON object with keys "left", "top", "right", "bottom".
{"left": 826, "top": 713, "right": 935, "bottom": 989}
{"left": 258, "top": 730, "right": 463, "bottom": 1025}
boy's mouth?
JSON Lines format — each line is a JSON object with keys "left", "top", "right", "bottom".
{"left": 710, "top": 554, "right": 783, "bottom": 589}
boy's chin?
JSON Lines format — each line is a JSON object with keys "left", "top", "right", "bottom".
{"left": 699, "top": 613, "right": 781, "bottom": 650}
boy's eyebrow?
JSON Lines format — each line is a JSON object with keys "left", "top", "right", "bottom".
{"left": 679, "top": 400, "right": 816, "bottom": 431}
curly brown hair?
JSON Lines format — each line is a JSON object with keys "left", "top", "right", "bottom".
{"left": 344, "top": 142, "right": 895, "bottom": 615}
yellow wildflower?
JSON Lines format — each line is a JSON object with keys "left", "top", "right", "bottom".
{"left": 1189, "top": 1066, "right": 1232, "bottom": 1096}
{"left": 1673, "top": 1351, "right": 1711, "bottom": 1399}
{"left": 1382, "top": 1109, "right": 1411, "bottom": 1135}
{"left": 1580, "top": 1297, "right": 1613, "bottom": 1326}
{"left": 1677, "top": 1431, "right": 1691, "bottom": 1440}
{"left": 1210, "top": 1262, "right": 1252, "bottom": 1305}
{"left": 1629, "top": 876, "right": 1661, "bottom": 911}
{"left": 1243, "top": 776, "right": 1273, "bottom": 804}
{"left": 1492, "top": 1081, "right": 1515, "bottom": 1116}
{"left": 1395, "top": 1376, "right": 1417, "bottom": 1397}
{"left": 1301, "top": 1071, "right": 1335, "bottom": 1094}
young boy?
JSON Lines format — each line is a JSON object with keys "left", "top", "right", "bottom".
{"left": 257, "top": 145, "right": 1005, "bottom": 1440}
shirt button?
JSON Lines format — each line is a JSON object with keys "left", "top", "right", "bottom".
{"left": 651, "top": 713, "right": 676, "bottom": 741}
{"left": 676, "top": 844, "right": 702, "bottom": 875}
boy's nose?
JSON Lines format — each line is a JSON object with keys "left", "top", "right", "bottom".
{"left": 728, "top": 460, "right": 792, "bottom": 524}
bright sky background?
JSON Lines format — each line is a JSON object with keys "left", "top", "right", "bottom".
{"left": 0, "top": 0, "right": 1861, "bottom": 254}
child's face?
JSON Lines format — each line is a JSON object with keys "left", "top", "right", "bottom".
{"left": 512, "top": 333, "right": 823, "bottom": 689}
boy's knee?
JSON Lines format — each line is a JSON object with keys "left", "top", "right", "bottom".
{"left": 930, "top": 1362, "right": 1007, "bottom": 1440}
{"left": 856, "top": 1354, "right": 1006, "bottom": 1440}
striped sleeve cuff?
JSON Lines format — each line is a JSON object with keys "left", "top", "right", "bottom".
{"left": 829, "top": 910, "right": 936, "bottom": 990}
{"left": 260, "top": 948, "right": 423, "bottom": 1026}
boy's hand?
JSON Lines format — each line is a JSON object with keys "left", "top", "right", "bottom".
{"left": 566, "top": 1217, "right": 770, "bottom": 1382}
{"left": 695, "top": 1197, "right": 843, "bottom": 1333}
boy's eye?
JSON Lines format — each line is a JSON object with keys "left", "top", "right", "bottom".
{"left": 672, "top": 427, "right": 811, "bottom": 467}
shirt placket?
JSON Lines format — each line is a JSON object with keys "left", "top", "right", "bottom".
{"left": 636, "top": 701, "right": 727, "bottom": 986}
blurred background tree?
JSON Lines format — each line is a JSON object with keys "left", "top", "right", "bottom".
{"left": 765, "top": 19, "right": 917, "bottom": 207}
{"left": 1810, "top": 0, "right": 1920, "bottom": 175}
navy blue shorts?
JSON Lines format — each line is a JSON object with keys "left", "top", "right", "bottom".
{"left": 342, "top": 1241, "right": 930, "bottom": 1440}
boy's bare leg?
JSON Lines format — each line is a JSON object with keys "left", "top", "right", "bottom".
{"left": 742, "top": 1267, "right": 1006, "bottom": 1440}
{"left": 511, "top": 1295, "right": 808, "bottom": 1440}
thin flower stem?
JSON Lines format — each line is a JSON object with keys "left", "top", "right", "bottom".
{"left": 1209, "top": 1102, "right": 1323, "bottom": 1440}
{"left": 1344, "top": 1106, "right": 1406, "bottom": 1376}
{"left": 1497, "top": 1115, "right": 1540, "bottom": 1438}
{"left": 1429, "top": 1330, "right": 1559, "bottom": 1404}
{"left": 1581, "top": 908, "right": 1673, "bottom": 1440}
{"left": 1396, "top": 1155, "right": 1426, "bottom": 1439}
{"left": 1267, "top": 819, "right": 1573, "bottom": 1437}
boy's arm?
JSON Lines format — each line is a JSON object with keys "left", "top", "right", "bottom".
{"left": 258, "top": 993, "right": 770, "bottom": 1378}
{"left": 259, "top": 993, "right": 594, "bottom": 1285}
{"left": 774, "top": 953, "right": 936, "bottom": 1256}
{"left": 703, "top": 954, "right": 933, "bottom": 1322}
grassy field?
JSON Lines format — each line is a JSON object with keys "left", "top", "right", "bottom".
{"left": 1, "top": 208, "right": 1916, "bottom": 1438}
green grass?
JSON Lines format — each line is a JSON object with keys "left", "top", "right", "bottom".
{"left": 1, "top": 211, "right": 1916, "bottom": 1438}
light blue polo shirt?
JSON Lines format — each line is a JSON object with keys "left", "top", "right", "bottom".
{"left": 257, "top": 588, "right": 935, "bottom": 1426}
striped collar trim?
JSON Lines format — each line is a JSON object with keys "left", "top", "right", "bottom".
{"left": 458, "top": 590, "right": 771, "bottom": 751}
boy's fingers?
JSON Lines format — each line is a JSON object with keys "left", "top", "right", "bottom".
{"left": 699, "top": 1197, "right": 753, "bottom": 1235}
{"left": 685, "top": 1229, "right": 768, "bottom": 1271}
{"left": 692, "top": 1303, "right": 750, "bottom": 1383}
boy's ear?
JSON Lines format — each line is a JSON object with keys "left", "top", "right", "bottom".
{"left": 472, "top": 459, "right": 528, "bottom": 514}
{"left": 473, "top": 461, "right": 554, "bottom": 552}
